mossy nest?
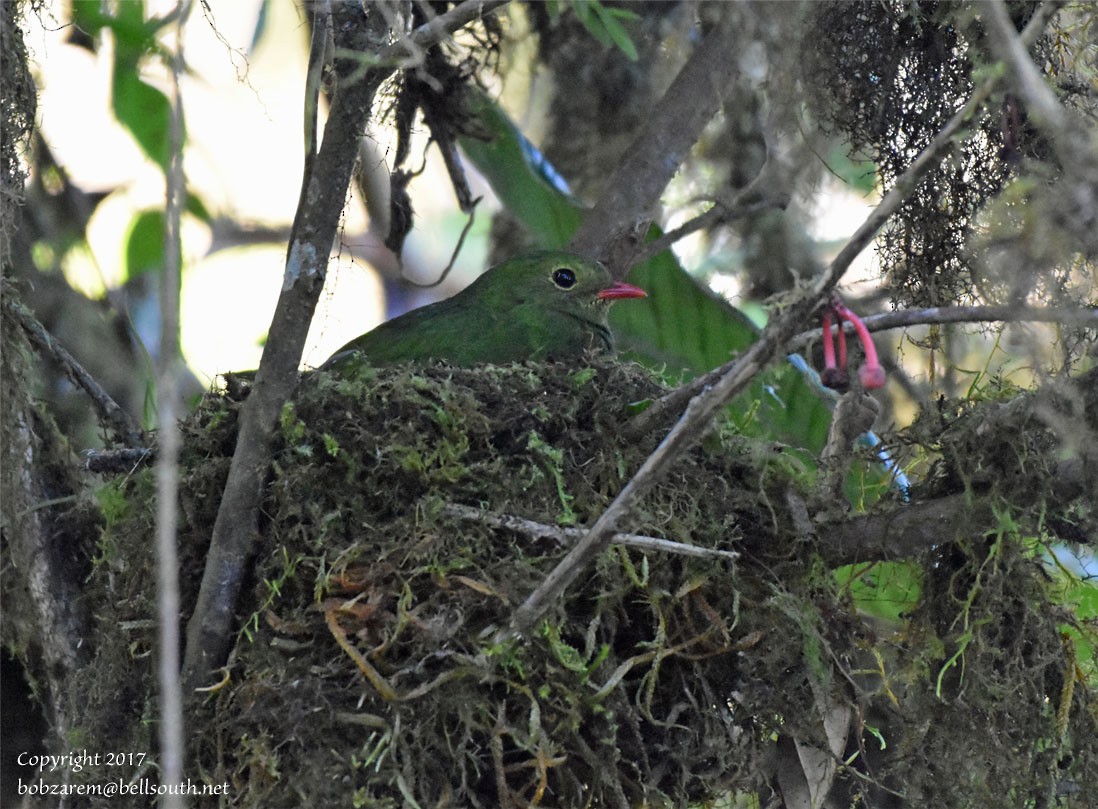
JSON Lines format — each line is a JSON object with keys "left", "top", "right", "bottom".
{"left": 85, "top": 359, "right": 824, "bottom": 807}
{"left": 191, "top": 360, "right": 817, "bottom": 808}
{"left": 77, "top": 359, "right": 1096, "bottom": 808}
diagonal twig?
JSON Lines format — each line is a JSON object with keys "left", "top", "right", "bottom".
{"left": 507, "top": 5, "right": 1061, "bottom": 637}
{"left": 4, "top": 287, "right": 145, "bottom": 447}
{"left": 567, "top": 7, "right": 742, "bottom": 275}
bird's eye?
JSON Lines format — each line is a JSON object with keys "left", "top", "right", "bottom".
{"left": 552, "top": 267, "right": 577, "bottom": 289}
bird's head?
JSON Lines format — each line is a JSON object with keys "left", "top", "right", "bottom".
{"left": 489, "top": 250, "right": 647, "bottom": 312}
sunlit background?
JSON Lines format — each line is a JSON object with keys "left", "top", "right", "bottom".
{"left": 26, "top": 0, "right": 504, "bottom": 383}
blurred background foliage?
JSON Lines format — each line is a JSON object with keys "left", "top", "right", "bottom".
{"left": 4, "top": 0, "right": 1097, "bottom": 776}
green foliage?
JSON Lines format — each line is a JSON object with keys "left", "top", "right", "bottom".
{"left": 94, "top": 478, "right": 132, "bottom": 527}
{"left": 279, "top": 401, "right": 307, "bottom": 446}
{"left": 541, "top": 622, "right": 611, "bottom": 683}
{"left": 123, "top": 210, "right": 165, "bottom": 280}
{"left": 546, "top": 0, "right": 641, "bottom": 60}
{"left": 834, "top": 561, "right": 922, "bottom": 624}
{"left": 819, "top": 142, "right": 879, "bottom": 197}
{"left": 112, "top": 68, "right": 173, "bottom": 171}
{"left": 241, "top": 546, "right": 304, "bottom": 642}
{"left": 72, "top": 0, "right": 176, "bottom": 171}
{"left": 1044, "top": 545, "right": 1098, "bottom": 688}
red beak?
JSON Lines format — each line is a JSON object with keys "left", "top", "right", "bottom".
{"left": 596, "top": 281, "right": 647, "bottom": 301}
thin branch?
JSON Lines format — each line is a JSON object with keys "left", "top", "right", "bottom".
{"left": 3, "top": 286, "right": 144, "bottom": 447}
{"left": 983, "top": 1, "right": 1098, "bottom": 227}
{"left": 983, "top": 1, "right": 1070, "bottom": 132}
{"left": 786, "top": 304, "right": 1098, "bottom": 352}
{"left": 507, "top": 7, "right": 1060, "bottom": 637}
{"left": 568, "top": 8, "right": 742, "bottom": 273}
{"left": 816, "top": 455, "right": 1088, "bottom": 566}
{"left": 182, "top": 3, "right": 382, "bottom": 688}
{"left": 155, "top": 1, "right": 190, "bottom": 801}
{"left": 632, "top": 149, "right": 798, "bottom": 267}
{"left": 379, "top": 0, "right": 511, "bottom": 65}
{"left": 442, "top": 503, "right": 740, "bottom": 561}
{"left": 632, "top": 196, "right": 780, "bottom": 268}
{"left": 182, "top": 0, "right": 512, "bottom": 689}
{"left": 301, "top": 0, "right": 330, "bottom": 177}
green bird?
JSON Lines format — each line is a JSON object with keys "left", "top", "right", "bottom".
{"left": 321, "top": 250, "right": 647, "bottom": 370}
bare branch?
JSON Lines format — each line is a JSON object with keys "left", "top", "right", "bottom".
{"left": 154, "top": 1, "right": 190, "bottom": 800}
{"left": 632, "top": 148, "right": 798, "bottom": 267}
{"left": 182, "top": 0, "right": 512, "bottom": 689}
{"left": 442, "top": 503, "right": 740, "bottom": 561}
{"left": 379, "top": 0, "right": 511, "bottom": 65}
{"left": 983, "top": 2, "right": 1098, "bottom": 232}
{"left": 182, "top": 4, "right": 388, "bottom": 688}
{"left": 84, "top": 447, "right": 154, "bottom": 474}
{"left": 568, "top": 9, "right": 742, "bottom": 273}
{"left": 508, "top": 7, "right": 1060, "bottom": 637}
{"left": 300, "top": 0, "right": 330, "bottom": 173}
{"left": 983, "top": 1, "right": 1070, "bottom": 132}
{"left": 816, "top": 456, "right": 1088, "bottom": 566}
{"left": 3, "top": 285, "right": 144, "bottom": 448}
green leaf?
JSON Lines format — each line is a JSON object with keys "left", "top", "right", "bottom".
{"left": 592, "top": 3, "right": 639, "bottom": 61}
{"left": 186, "top": 193, "right": 212, "bottom": 224}
{"left": 73, "top": 0, "right": 165, "bottom": 56}
{"left": 567, "top": 0, "right": 640, "bottom": 60}
{"left": 112, "top": 68, "right": 173, "bottom": 171}
{"left": 834, "top": 561, "right": 922, "bottom": 624}
{"left": 124, "top": 210, "right": 165, "bottom": 281}
{"left": 71, "top": 0, "right": 107, "bottom": 37}
{"left": 108, "top": 0, "right": 158, "bottom": 52}
{"left": 610, "top": 250, "right": 757, "bottom": 376}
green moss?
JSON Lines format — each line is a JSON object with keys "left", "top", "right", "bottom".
{"left": 74, "top": 359, "right": 1097, "bottom": 808}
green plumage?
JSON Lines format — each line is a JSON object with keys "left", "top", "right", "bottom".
{"left": 321, "top": 251, "right": 646, "bottom": 370}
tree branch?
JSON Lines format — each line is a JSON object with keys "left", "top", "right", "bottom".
{"left": 816, "top": 455, "right": 1089, "bottom": 566}
{"left": 182, "top": 3, "right": 382, "bottom": 688}
{"left": 379, "top": 0, "right": 510, "bottom": 65}
{"left": 567, "top": 9, "right": 742, "bottom": 273}
{"left": 983, "top": 1, "right": 1098, "bottom": 234}
{"left": 631, "top": 146, "right": 800, "bottom": 267}
{"left": 983, "top": 1, "right": 1070, "bottom": 133}
{"left": 508, "top": 7, "right": 1060, "bottom": 637}
{"left": 3, "top": 284, "right": 144, "bottom": 448}
{"left": 155, "top": 2, "right": 190, "bottom": 800}
{"left": 182, "top": 0, "right": 512, "bottom": 689}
